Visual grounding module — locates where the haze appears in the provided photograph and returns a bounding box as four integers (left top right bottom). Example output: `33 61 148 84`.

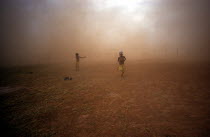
1 0 210 66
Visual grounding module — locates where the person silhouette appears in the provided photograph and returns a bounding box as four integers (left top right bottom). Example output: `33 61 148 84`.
75 53 86 71
118 51 126 77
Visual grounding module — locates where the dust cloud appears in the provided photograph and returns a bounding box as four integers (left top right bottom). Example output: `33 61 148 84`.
1 0 210 66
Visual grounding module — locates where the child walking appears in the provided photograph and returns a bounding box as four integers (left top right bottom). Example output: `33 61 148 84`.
75 53 86 71
118 51 126 77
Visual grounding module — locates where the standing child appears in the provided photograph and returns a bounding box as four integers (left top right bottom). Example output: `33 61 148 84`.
75 53 86 71
118 51 126 77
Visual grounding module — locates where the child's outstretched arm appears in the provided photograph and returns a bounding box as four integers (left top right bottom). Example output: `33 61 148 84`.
80 56 87 58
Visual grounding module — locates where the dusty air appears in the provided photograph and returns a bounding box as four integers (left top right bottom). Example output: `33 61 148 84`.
0 0 210 136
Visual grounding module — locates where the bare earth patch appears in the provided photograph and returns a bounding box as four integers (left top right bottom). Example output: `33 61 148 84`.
0 61 210 137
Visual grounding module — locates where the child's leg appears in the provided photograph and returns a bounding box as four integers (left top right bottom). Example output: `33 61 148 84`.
76 62 79 71
121 72 124 77
121 65 125 77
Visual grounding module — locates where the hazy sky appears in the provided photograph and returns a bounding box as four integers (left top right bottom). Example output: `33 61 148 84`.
1 0 210 65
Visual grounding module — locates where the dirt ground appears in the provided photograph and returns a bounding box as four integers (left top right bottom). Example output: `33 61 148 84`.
0 60 210 137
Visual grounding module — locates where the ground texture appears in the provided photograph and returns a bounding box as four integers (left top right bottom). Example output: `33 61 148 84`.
0 61 210 137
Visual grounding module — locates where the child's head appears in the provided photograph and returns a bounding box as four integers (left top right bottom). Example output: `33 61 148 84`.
75 53 79 56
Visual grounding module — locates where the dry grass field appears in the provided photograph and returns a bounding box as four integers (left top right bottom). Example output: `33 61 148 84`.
0 60 210 137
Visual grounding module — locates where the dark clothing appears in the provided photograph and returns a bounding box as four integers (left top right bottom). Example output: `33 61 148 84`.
118 56 126 65
76 55 80 62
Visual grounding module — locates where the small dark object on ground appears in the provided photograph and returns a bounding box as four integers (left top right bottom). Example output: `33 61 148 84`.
64 77 72 80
